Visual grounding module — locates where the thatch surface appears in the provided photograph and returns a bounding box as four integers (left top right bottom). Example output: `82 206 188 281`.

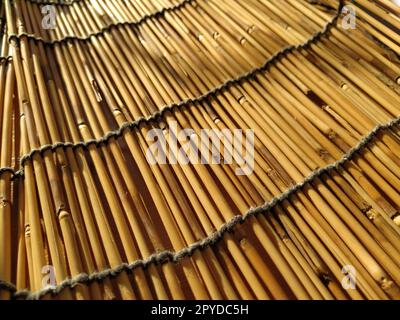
0 0 400 300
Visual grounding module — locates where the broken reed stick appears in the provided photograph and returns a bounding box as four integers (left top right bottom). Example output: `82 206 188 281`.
1 0 400 300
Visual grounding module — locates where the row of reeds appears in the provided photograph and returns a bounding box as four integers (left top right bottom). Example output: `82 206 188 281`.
0 0 400 300
4 0 335 127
